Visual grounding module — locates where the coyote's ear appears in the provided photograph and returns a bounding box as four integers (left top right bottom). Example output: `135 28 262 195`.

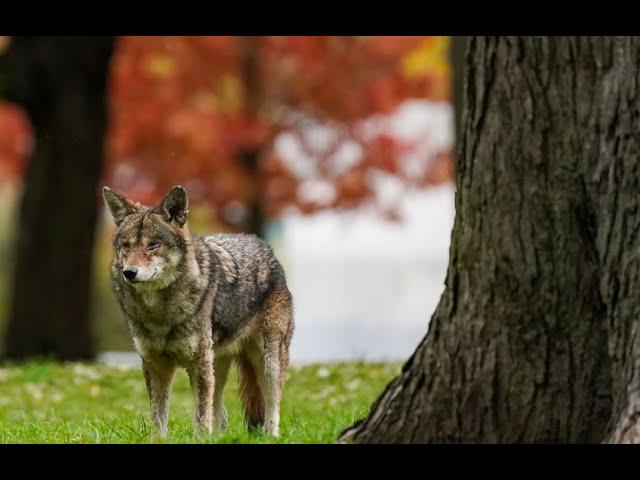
103 186 140 226
159 185 189 227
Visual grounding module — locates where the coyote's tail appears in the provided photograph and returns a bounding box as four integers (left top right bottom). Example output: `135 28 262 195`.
237 354 265 429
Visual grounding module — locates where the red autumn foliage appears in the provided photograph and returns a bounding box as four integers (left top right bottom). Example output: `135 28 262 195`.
0 36 452 227
0 101 32 183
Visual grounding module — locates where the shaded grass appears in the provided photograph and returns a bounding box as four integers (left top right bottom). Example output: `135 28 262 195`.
0 360 399 443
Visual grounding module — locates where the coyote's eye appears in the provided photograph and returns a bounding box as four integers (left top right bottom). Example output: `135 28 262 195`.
121 241 130 253
146 241 161 251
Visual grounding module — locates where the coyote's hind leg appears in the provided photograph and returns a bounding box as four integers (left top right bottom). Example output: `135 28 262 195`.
213 355 231 431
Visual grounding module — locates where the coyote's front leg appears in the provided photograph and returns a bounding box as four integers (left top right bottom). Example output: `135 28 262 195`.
142 358 175 439
187 345 214 436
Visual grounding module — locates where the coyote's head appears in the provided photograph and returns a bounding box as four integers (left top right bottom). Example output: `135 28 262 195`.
103 185 190 288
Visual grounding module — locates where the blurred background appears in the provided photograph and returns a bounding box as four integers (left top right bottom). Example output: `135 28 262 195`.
0 36 458 364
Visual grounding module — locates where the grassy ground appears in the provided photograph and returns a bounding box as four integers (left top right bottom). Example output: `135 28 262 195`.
0 360 399 444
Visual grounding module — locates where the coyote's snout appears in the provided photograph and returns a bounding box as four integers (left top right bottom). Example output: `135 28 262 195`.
103 185 294 438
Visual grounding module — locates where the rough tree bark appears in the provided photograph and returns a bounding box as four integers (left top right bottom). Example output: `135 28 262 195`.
450 36 467 150
1 37 114 361
341 36 640 443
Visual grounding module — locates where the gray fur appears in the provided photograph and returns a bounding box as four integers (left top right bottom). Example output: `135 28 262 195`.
104 185 294 438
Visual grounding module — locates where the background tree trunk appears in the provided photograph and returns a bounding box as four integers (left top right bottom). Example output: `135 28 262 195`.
1 36 114 361
239 35 265 237
339 36 640 443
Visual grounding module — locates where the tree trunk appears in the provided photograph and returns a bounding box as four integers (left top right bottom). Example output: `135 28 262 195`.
239 36 265 237
450 36 467 152
1 36 114 361
340 36 640 443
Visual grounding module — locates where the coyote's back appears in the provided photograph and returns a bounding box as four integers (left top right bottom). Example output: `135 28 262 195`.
202 233 293 349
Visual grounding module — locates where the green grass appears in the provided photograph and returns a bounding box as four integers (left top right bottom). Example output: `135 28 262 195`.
0 360 399 443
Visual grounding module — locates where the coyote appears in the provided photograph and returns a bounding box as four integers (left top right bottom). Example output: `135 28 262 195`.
103 185 294 438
